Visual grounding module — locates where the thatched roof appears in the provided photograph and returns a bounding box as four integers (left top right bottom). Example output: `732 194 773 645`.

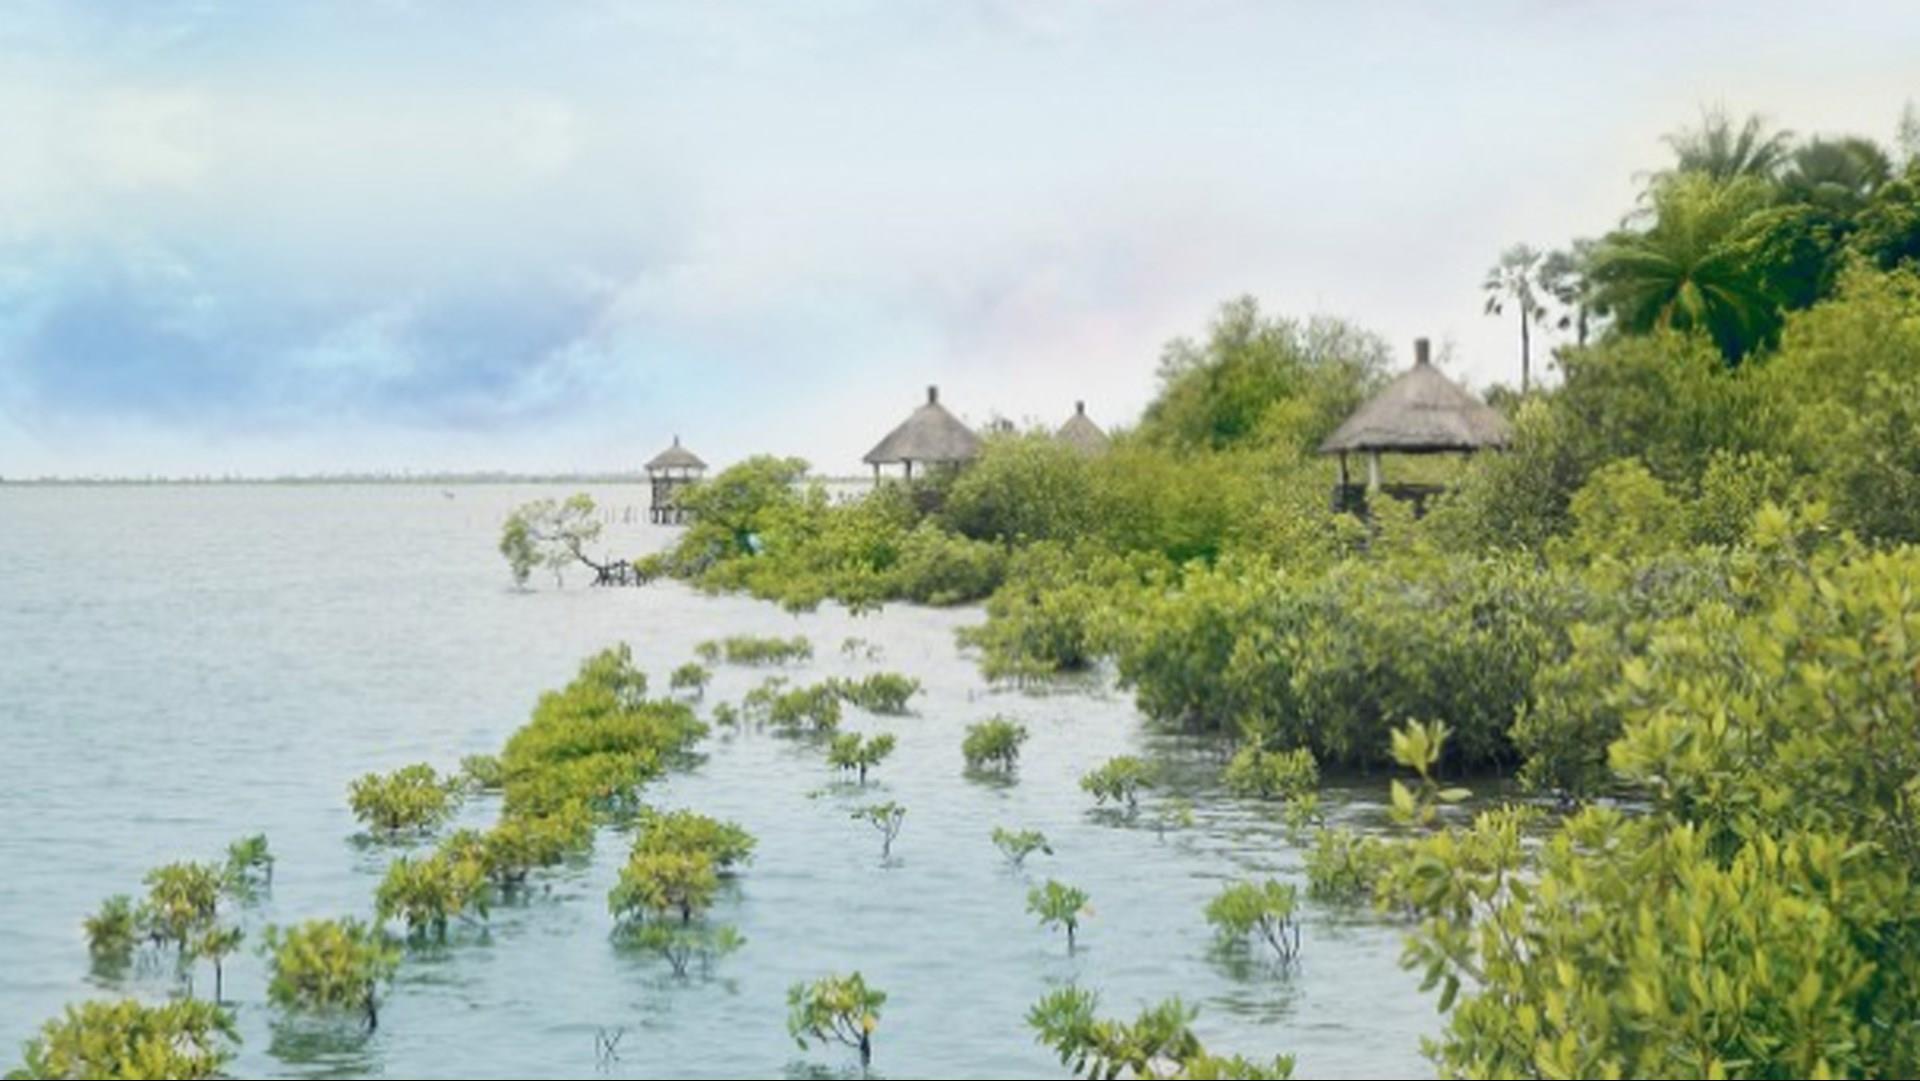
1056 401 1111 455
1320 340 1513 455
646 436 707 472
864 386 983 466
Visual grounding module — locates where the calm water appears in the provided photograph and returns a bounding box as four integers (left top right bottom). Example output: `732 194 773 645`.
0 484 1434 1079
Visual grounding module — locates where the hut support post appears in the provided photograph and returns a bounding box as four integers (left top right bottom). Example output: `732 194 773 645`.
1367 451 1383 491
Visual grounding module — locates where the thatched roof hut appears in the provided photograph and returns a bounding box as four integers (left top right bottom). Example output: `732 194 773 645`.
1319 338 1511 512
1056 401 1111 456
646 436 707 474
864 386 983 479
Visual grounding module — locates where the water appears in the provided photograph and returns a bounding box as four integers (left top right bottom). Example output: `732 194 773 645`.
0 484 1435 1079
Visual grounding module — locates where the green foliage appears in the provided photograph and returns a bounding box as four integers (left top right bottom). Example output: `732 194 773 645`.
829 672 921 714
668 662 711 698
1138 298 1387 454
787 972 886 1070
852 802 906 859
766 683 843 735
374 851 489 940
1302 827 1391 906
220 834 274 896
263 918 400 1029
961 718 1028 773
1028 988 1295 1080
498 493 605 588
459 753 505 792
827 732 897 784
1222 744 1317 801
990 827 1052 869
1205 880 1302 964
139 862 224 956
1079 756 1154 811
631 808 756 873
82 896 139 963
609 849 719 926
625 922 744 979
348 763 459 837
700 634 814 666
944 432 1100 544
6 999 238 1080
1027 879 1091 951
1551 459 1689 564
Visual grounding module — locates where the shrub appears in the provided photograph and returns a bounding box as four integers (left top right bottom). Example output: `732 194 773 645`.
827 732 897 784
630 808 756 873
1028 988 1295 1080
1027 880 1091 951
669 662 712 699
962 718 1028 774
1079 757 1154 812
140 862 224 956
374 852 489 940
264 918 400 1030
1222 744 1318 801
702 635 814 666
1205 880 1302 964
766 683 843 735
852 802 906 860
82 896 139 963
787 973 886 1070
830 672 921 714
990 827 1052 869
348 763 459 837
9 999 238 1080
609 850 719 926
221 835 274 896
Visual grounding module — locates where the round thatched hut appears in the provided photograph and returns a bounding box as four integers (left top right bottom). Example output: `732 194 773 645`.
646 436 707 524
1319 338 1512 515
863 386 983 480
1056 401 1111 456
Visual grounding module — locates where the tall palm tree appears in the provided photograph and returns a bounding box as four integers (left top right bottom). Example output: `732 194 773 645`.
1588 173 1782 363
1663 110 1793 182
1538 240 1602 347
1780 136 1893 213
1482 244 1545 392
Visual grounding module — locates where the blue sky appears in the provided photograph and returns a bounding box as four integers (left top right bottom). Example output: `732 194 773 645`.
2 1 1917 477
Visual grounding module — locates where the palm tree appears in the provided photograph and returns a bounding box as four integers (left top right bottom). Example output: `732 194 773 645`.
1780 136 1893 213
1588 173 1782 363
1662 110 1793 182
1482 244 1545 391
1537 241 1602 347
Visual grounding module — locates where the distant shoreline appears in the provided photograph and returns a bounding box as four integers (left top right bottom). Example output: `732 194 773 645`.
0 472 874 488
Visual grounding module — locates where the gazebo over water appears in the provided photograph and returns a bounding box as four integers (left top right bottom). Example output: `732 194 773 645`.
645 436 707 524
1055 401 1111 456
863 386 983 480
1319 338 1512 515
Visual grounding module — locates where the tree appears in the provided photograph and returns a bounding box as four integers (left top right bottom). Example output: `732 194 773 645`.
1079 756 1155 813
349 763 459 837
609 849 719 926
1661 109 1792 181
1781 135 1893 213
497 494 618 587
788 973 886 1072
852 802 906 860
264 918 400 1030
1483 244 1546 391
1205 880 1302 965
1538 241 1602 346
991 827 1052 869
1588 173 1784 362
1029 988 1295 1079
962 718 1029 774
1028 879 1092 952
7 999 238 1080
827 732 897 784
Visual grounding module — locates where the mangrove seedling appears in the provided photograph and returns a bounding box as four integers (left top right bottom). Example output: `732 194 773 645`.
140 862 224 957
190 924 245 1002
83 895 140 964
991 827 1053 870
828 732 898 784
830 672 921 714
221 834 275 897
348 763 459 837
787 972 886 1071
852 802 907 860
1223 744 1320 803
1028 988 1295 1079
962 718 1029 774
669 662 712 699
631 808 758 873
1153 797 1196 841
1028 879 1091 952
1206 879 1303 965
609 849 720 926
627 923 745 979
701 634 813 666
10 999 239 1080
264 917 401 1030
767 683 844 734
374 851 490 940
1079 756 1155 813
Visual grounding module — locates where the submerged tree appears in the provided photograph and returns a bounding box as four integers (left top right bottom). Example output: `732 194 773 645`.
1028 879 1092 952
787 972 886 1072
263 918 400 1031
498 494 621 588
991 827 1052 870
9 999 238 1080
852 802 907 860
1205 880 1303 966
827 732 897 784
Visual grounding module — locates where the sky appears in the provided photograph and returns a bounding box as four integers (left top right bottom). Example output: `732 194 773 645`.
1 1 1917 478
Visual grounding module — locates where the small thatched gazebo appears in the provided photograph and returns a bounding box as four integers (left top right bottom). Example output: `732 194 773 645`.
1056 401 1111 456
645 436 707 524
1319 338 1512 515
864 385 983 481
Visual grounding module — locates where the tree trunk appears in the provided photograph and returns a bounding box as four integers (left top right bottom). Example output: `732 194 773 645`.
1519 306 1532 393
